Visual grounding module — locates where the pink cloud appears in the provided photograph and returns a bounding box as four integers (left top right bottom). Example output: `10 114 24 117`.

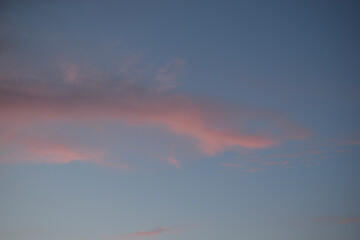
330 132 360 147
26 139 100 164
110 226 173 240
0 132 130 170
337 217 360 224
0 70 309 167
108 223 194 240
166 157 181 168
228 133 358 173
64 64 79 84
0 85 301 150
336 139 360 146
314 216 360 225
336 149 349 154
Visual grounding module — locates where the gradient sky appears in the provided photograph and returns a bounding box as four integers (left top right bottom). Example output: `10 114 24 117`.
1 1 360 240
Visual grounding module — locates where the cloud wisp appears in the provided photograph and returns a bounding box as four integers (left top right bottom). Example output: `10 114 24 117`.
109 226 173 240
221 131 360 173
315 216 360 225
0 131 130 170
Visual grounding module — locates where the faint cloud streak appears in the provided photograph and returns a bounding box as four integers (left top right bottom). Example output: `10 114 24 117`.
109 226 174 240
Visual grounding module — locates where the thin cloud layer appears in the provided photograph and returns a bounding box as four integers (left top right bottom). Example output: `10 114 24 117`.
155 57 186 91
110 226 173 240
0 131 129 170
0 65 309 167
315 216 360 225
166 157 181 168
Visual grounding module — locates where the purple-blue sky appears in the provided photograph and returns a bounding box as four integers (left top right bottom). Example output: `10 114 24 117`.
1 1 360 240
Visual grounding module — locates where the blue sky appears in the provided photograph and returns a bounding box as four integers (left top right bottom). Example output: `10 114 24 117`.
1 1 360 240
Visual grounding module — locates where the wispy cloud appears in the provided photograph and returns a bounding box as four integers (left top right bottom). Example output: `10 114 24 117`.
166 157 181 168
0 61 309 168
231 132 360 172
108 223 194 240
155 57 186 91
314 216 360 225
0 132 130 170
0 82 306 150
109 226 173 240
337 217 360 224
336 139 360 147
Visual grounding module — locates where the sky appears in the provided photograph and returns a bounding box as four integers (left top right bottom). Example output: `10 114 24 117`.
0 0 360 239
